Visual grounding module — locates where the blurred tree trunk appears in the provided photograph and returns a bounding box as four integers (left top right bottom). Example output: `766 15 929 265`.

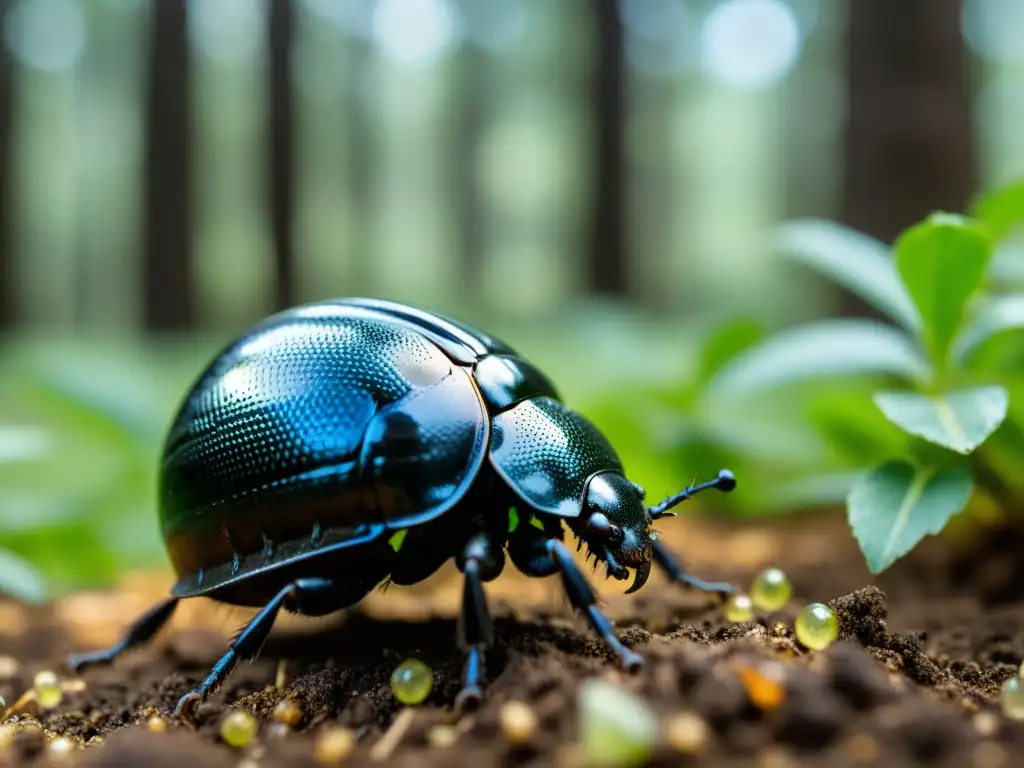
267 0 295 311
0 0 12 328
345 41 375 293
841 0 976 248
143 0 193 330
587 0 627 296
455 47 486 295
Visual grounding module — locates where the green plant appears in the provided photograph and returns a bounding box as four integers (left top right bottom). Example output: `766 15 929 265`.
578 317 857 517
706 179 1024 573
0 338 211 600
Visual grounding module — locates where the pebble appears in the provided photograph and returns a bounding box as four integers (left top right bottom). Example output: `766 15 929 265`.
426 725 458 748
971 741 1008 768
0 656 20 679
272 698 303 728
973 711 1000 738
735 662 786 711
840 732 879 764
314 726 356 764
664 711 709 755
48 737 75 761
500 701 538 746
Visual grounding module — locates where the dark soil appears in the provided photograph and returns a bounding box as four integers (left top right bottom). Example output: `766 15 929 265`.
3 513 1024 767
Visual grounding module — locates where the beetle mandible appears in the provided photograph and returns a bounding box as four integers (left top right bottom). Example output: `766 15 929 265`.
66 298 736 715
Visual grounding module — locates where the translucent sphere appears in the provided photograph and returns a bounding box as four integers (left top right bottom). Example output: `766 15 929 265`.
1001 677 1024 720
33 670 63 709
219 709 258 748
390 658 434 705
724 594 755 623
795 603 840 651
750 567 792 611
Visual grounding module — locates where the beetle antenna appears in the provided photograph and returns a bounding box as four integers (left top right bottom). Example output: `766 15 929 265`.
649 469 736 518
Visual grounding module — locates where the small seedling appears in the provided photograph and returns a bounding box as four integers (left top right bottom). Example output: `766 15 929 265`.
708 178 1024 573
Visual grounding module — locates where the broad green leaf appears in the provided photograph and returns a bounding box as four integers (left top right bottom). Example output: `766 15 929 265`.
971 181 1024 240
707 319 931 400
775 219 920 332
696 318 762 384
953 296 1024 366
872 386 1009 454
894 213 993 361
848 459 973 573
0 547 48 603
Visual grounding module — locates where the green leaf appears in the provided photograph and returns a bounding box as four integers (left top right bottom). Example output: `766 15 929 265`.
894 213 994 361
848 459 973 573
953 296 1024 366
0 547 48 603
775 219 920 332
970 181 1024 240
707 319 931 400
696 318 762 384
872 386 1009 454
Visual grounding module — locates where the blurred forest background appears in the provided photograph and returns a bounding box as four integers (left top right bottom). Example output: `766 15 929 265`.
0 0 1022 599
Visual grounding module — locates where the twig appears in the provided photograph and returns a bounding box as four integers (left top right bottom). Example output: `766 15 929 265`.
369 708 416 762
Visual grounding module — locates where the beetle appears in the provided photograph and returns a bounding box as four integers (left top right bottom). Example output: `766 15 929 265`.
66 298 736 715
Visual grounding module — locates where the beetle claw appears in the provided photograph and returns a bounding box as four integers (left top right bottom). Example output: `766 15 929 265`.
454 685 484 715
173 691 204 721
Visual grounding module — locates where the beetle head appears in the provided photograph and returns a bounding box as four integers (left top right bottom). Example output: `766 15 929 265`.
582 469 737 595
583 472 653 594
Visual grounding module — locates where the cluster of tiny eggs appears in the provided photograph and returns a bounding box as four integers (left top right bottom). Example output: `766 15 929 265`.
724 567 840 651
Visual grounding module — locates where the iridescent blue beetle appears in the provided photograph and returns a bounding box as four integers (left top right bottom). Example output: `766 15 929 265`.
67 298 735 715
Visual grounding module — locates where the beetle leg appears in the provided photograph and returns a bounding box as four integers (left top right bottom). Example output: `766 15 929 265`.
546 539 643 671
66 597 180 672
651 538 734 594
173 577 333 718
507 528 559 577
454 533 502 713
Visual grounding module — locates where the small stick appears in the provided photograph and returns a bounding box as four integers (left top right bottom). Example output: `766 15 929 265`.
3 689 36 718
275 660 287 690
368 708 415 762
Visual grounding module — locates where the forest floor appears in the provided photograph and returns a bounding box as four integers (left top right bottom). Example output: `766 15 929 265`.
2 512 1024 767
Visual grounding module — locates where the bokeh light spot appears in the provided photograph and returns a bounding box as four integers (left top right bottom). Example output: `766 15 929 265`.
699 0 801 89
